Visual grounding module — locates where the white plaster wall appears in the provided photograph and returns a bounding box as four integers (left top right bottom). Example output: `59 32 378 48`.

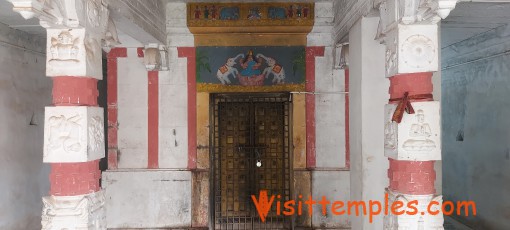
308 1 351 228
348 16 390 230
0 24 51 229
441 24 510 230
104 3 193 228
311 171 351 228
159 2 193 169
310 0 348 169
117 48 149 168
102 170 192 228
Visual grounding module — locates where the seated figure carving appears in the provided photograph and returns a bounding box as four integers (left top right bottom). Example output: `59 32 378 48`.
403 109 436 151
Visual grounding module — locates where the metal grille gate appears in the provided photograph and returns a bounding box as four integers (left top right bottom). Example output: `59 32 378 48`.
210 93 292 230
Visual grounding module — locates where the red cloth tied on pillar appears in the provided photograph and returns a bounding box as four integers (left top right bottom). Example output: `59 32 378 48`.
390 92 433 123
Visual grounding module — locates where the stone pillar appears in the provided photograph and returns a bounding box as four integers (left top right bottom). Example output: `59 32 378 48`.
376 0 458 229
8 0 111 229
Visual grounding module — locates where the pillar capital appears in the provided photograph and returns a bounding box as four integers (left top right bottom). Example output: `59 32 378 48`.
7 0 116 79
375 0 459 77
8 0 108 30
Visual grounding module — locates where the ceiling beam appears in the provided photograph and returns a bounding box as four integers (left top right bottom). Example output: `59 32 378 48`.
333 0 375 44
107 0 167 44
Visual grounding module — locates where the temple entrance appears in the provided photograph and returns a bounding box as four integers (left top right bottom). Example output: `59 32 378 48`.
210 93 292 229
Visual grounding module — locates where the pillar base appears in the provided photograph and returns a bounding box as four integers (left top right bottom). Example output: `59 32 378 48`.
42 190 106 230
384 189 444 230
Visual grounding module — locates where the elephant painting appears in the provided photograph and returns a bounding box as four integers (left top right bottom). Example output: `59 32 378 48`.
268 7 286 19
220 7 239 20
216 53 244 84
196 46 305 86
256 53 286 84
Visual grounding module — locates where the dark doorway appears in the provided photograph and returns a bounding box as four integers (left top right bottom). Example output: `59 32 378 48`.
210 93 292 230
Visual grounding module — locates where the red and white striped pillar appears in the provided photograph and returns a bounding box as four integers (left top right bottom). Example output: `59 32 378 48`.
383 73 443 229
375 1 459 229
6 0 111 228
43 76 106 229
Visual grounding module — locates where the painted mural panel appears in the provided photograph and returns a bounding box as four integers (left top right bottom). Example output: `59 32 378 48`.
196 46 305 92
187 3 314 27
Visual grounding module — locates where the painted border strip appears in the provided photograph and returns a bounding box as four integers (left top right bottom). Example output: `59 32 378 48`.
177 47 197 170
106 48 127 170
345 69 350 169
305 46 324 169
148 70 159 169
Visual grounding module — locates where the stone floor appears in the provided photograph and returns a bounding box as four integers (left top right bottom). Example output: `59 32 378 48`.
444 216 473 230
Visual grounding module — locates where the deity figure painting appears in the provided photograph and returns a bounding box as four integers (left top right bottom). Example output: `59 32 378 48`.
238 50 265 85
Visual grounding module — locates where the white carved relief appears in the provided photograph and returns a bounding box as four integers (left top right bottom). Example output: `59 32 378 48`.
44 106 105 163
384 101 441 161
46 28 103 79
9 0 108 29
402 109 436 152
47 114 83 154
49 30 80 62
376 0 456 77
87 0 101 27
381 24 438 77
42 191 106 230
88 116 104 152
401 34 436 70
385 37 398 76
102 16 120 53
384 119 398 150
384 189 444 230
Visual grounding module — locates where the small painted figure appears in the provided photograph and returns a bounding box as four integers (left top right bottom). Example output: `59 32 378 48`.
287 5 294 18
303 6 309 18
296 5 302 18
211 5 217 19
194 6 201 19
247 7 261 20
204 6 209 19
240 50 262 77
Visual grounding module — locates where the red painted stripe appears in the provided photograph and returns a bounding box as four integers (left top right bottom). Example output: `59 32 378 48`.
148 71 159 169
344 69 350 169
108 47 127 59
49 160 101 196
52 77 98 106
387 72 436 195
137 47 145 57
388 159 436 195
389 72 434 100
178 47 197 170
106 47 126 169
305 46 324 169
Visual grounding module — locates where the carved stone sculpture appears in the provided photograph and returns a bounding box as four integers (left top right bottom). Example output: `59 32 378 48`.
44 106 105 162
42 191 106 230
376 0 458 77
384 189 444 230
49 30 80 62
384 101 441 161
